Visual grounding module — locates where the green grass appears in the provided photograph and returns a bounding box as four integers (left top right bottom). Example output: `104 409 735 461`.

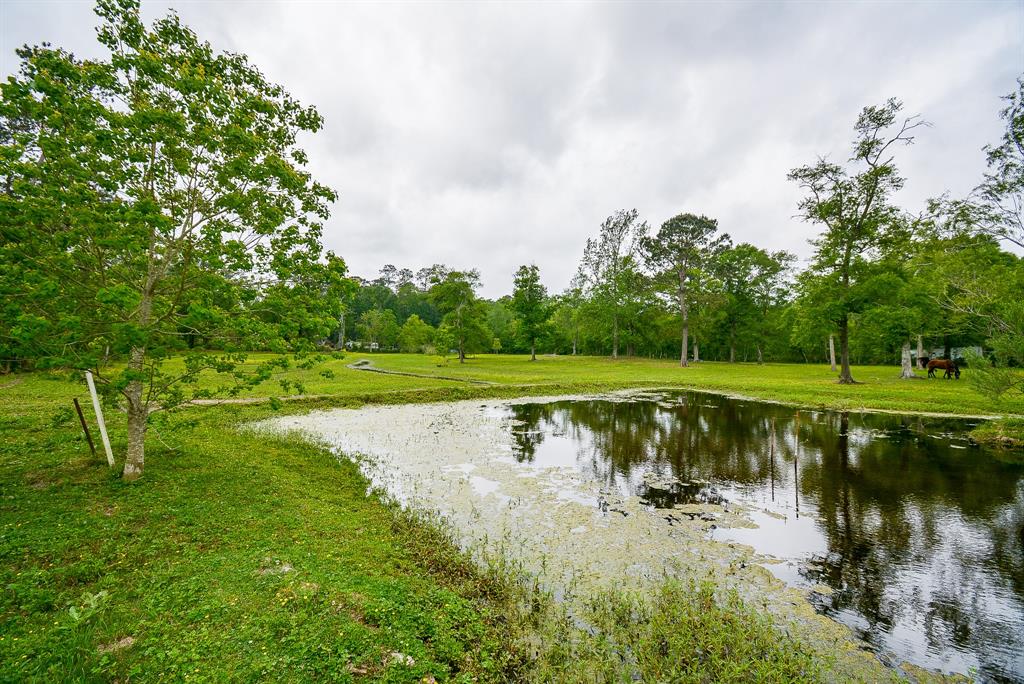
534 580 824 683
970 417 1024 449
233 352 1024 417
0 394 536 681
5 353 1015 681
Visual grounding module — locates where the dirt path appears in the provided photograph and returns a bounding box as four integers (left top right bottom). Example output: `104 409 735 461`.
183 359 499 406
186 394 336 406
187 379 1015 420
346 359 497 385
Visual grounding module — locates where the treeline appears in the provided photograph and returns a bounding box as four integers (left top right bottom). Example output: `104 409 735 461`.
340 88 1023 381
342 225 1002 367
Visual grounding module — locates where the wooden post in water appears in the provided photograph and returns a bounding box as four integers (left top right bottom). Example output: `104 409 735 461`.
794 411 800 517
769 417 776 502
85 371 115 468
72 398 97 458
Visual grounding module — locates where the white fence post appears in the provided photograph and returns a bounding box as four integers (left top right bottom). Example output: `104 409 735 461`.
85 371 115 468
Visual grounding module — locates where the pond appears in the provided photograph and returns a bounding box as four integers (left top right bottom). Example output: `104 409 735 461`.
260 391 1024 682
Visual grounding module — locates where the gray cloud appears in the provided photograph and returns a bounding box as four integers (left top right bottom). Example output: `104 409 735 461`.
3 0 1021 297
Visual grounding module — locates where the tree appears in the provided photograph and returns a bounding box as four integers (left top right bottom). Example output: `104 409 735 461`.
579 209 649 358
485 299 516 353
715 244 794 364
428 270 489 363
552 272 586 355
789 272 839 365
685 268 725 363
511 264 549 361
433 324 456 361
877 223 963 378
915 81 1024 389
852 264 929 379
416 264 451 291
641 213 727 366
357 309 399 350
0 0 341 479
788 99 927 383
394 280 440 326
976 78 1024 249
924 234 1024 397
398 313 434 353
749 250 795 364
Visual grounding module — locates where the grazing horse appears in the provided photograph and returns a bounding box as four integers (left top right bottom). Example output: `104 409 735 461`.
927 358 960 379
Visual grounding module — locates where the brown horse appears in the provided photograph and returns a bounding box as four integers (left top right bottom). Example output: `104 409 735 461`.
926 358 960 379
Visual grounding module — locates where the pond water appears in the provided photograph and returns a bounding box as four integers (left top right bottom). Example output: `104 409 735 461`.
506 392 1024 682
260 390 1024 682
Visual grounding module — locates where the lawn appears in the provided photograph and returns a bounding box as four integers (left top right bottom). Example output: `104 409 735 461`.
3 352 1016 681
0 379 534 682
212 352 1024 417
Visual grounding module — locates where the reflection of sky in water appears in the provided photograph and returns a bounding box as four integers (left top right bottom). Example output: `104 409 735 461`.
504 393 1024 683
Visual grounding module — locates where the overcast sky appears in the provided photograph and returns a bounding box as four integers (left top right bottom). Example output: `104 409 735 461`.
2 1 1022 297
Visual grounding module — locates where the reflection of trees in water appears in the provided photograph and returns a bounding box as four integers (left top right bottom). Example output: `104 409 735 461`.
510 395 796 487
798 414 903 639
509 403 550 462
798 413 1024 679
507 395 1024 681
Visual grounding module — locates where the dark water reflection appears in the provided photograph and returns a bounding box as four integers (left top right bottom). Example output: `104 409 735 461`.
505 392 1024 682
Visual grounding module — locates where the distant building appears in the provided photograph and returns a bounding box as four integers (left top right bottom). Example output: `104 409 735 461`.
910 346 983 361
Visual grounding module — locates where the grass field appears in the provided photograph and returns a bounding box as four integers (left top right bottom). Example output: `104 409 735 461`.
2 353 1018 681
362 353 1024 417
157 351 1024 417
1 387 536 681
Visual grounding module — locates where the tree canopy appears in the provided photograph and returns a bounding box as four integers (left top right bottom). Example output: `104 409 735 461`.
511 264 549 361
788 99 928 383
642 213 728 366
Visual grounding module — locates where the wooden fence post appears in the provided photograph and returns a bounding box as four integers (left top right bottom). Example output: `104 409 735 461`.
72 398 97 458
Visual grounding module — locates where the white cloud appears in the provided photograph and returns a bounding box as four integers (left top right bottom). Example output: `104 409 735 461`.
3 0 1021 296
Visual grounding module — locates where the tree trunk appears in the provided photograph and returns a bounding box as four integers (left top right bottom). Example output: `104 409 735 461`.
916 334 924 368
612 315 619 358
530 340 536 361
837 315 855 383
458 334 465 363
828 334 837 372
693 340 700 363
572 328 577 356
943 334 951 360
836 241 856 384
680 318 689 367
122 346 147 481
899 341 916 379
679 272 689 367
123 264 156 480
756 345 763 365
